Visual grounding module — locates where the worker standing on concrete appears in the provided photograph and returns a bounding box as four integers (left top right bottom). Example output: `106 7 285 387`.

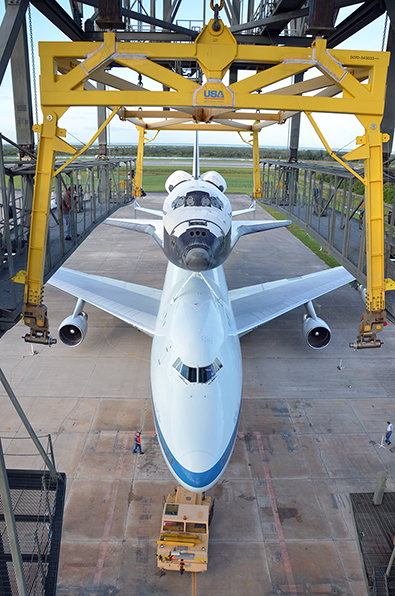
133 431 144 454
386 421 393 445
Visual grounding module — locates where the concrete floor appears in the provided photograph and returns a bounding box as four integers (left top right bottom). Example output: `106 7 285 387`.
1 193 395 596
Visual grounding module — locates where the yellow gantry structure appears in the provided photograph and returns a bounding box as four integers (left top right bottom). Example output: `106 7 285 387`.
23 17 390 347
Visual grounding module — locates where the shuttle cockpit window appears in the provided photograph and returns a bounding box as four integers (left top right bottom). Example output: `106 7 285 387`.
173 357 223 384
172 191 223 211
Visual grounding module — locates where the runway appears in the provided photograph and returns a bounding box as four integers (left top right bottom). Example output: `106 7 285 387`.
1 193 395 595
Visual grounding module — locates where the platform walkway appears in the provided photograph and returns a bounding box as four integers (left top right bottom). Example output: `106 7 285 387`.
1 194 395 595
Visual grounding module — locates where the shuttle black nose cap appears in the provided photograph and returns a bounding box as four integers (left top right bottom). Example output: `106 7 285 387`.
184 247 211 271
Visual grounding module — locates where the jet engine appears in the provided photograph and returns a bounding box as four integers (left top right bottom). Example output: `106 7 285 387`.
302 301 331 349
58 298 88 347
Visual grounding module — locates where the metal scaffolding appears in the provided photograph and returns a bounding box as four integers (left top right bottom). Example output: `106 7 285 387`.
0 369 65 596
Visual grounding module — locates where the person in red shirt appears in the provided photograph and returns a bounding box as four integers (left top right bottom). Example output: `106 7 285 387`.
133 431 144 454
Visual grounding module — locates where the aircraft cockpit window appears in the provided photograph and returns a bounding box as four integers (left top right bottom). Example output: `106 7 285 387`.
172 196 186 209
171 191 223 210
173 357 223 384
213 358 223 373
181 364 197 383
210 196 223 210
173 357 182 372
199 365 215 383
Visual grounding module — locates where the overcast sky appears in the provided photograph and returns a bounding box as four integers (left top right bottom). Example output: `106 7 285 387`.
0 2 389 150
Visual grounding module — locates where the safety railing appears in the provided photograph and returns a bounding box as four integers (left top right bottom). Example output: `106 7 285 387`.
0 147 135 335
260 159 395 287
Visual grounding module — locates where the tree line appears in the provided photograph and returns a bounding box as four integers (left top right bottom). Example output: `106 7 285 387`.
3 142 341 162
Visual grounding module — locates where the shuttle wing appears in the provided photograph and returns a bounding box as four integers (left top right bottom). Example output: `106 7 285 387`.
231 219 291 248
105 218 163 248
229 266 354 336
47 267 161 336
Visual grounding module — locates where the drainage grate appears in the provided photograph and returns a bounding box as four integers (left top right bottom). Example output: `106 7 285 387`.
0 470 66 595
373 565 395 596
351 492 395 587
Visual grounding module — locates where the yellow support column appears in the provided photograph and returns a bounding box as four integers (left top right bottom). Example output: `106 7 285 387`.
252 130 261 200
22 109 75 344
133 127 145 198
345 117 389 348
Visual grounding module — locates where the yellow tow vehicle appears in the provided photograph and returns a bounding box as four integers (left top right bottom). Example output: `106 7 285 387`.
157 486 214 574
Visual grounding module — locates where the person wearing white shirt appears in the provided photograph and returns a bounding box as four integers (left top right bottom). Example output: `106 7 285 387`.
386 421 393 445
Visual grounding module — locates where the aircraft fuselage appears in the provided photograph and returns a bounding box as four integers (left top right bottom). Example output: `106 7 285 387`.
151 262 242 492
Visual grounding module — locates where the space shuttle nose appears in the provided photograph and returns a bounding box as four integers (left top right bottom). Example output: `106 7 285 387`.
163 220 231 272
184 247 211 271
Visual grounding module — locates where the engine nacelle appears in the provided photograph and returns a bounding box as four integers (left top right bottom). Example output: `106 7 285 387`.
58 312 88 347
302 315 331 349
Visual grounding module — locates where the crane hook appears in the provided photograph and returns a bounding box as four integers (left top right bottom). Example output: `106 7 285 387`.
210 0 224 32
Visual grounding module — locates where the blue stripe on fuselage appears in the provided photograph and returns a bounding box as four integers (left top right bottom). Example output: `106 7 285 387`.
153 406 240 490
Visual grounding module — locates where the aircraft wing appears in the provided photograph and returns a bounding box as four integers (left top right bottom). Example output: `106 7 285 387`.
231 219 291 248
229 266 354 336
105 218 163 248
47 267 161 337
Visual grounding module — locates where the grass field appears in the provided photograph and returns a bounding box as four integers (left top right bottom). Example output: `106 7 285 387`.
141 166 254 194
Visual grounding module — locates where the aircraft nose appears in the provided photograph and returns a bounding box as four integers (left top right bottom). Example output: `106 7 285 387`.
184 247 211 271
181 450 216 472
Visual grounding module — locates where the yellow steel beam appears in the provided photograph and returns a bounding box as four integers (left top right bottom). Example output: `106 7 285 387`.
305 112 366 184
38 30 388 116
121 109 284 121
133 122 258 132
53 106 121 177
115 58 197 93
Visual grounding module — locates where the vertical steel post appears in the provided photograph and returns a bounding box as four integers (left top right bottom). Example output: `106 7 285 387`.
10 15 34 156
97 82 107 157
90 167 96 224
0 135 16 308
56 174 64 254
252 130 261 201
0 438 28 596
134 127 145 198
373 470 387 505
288 73 303 162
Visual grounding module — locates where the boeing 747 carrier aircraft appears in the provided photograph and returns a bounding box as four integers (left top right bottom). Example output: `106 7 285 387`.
48 149 353 492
